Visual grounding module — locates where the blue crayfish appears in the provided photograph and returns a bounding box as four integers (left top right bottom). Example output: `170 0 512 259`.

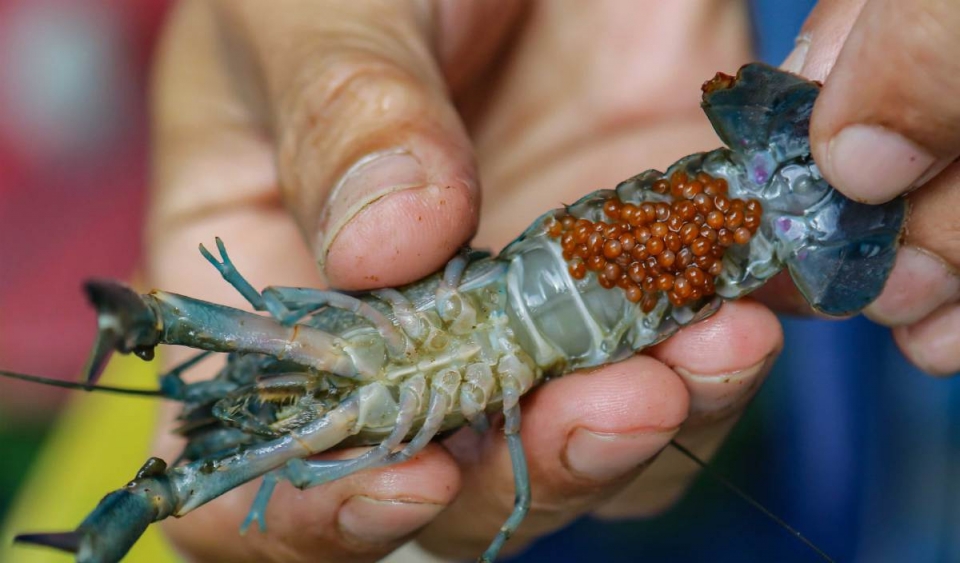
4 63 905 563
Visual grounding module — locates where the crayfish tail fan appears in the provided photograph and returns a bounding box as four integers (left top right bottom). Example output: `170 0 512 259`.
82 280 162 384
701 63 908 316
701 62 819 167
786 196 906 316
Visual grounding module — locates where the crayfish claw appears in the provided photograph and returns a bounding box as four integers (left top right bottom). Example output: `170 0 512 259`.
14 488 160 563
81 280 161 384
15 531 82 553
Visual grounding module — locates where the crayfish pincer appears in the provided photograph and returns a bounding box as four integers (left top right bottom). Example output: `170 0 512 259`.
7 63 905 563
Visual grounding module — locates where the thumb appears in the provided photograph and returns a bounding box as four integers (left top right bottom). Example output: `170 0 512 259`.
219 1 484 289
801 0 960 203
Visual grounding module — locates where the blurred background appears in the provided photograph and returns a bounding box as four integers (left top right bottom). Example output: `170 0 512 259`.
0 0 164 516
0 1 957 562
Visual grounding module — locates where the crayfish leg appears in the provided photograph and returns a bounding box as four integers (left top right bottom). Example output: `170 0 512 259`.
261 286 410 356
239 369 455 528
240 472 280 535
238 375 428 534
435 252 480 334
479 386 530 563
701 62 819 166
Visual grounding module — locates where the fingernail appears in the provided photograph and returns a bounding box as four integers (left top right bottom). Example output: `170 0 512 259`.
563 427 678 482
674 357 769 416
865 246 960 326
823 125 936 203
316 150 426 267
780 36 809 74
896 305 960 376
338 496 445 545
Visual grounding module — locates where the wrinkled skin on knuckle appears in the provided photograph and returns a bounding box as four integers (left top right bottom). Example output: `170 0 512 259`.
274 56 438 214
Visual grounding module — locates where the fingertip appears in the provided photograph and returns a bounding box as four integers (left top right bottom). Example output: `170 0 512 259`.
778 0 864 81
323 180 478 289
340 444 463 505
523 356 690 486
529 356 691 437
815 124 936 204
591 305 780 522
779 36 809 75
337 496 445 548
649 300 783 375
324 445 462 556
417 356 691 559
807 0 960 203
319 136 479 289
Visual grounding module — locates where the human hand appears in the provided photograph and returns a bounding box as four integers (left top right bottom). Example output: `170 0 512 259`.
147 1 782 561
779 0 960 375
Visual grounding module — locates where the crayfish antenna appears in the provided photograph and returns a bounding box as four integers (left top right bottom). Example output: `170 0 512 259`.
81 280 161 384
0 368 164 396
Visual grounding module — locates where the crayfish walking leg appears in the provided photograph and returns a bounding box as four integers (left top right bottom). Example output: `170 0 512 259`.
480 385 531 563
201 238 409 356
238 374 427 533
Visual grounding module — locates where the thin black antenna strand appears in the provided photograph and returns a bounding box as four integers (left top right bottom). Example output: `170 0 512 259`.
669 440 836 563
0 369 164 397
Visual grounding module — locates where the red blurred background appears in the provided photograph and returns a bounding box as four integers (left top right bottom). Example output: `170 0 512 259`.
0 0 169 419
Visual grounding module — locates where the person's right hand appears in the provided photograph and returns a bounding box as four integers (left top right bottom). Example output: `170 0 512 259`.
776 0 960 375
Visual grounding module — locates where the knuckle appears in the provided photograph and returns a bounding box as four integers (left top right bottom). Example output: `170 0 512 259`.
278 50 431 147
907 164 960 266
274 51 434 199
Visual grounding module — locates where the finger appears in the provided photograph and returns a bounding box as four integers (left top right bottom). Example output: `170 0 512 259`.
595 299 782 517
150 4 464 562
780 0 866 80
163 445 460 563
213 0 517 289
868 161 960 375
417 355 690 560
808 0 960 203
149 0 299 298
415 302 780 559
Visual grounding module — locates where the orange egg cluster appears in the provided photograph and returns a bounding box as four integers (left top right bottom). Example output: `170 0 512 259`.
547 170 763 313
